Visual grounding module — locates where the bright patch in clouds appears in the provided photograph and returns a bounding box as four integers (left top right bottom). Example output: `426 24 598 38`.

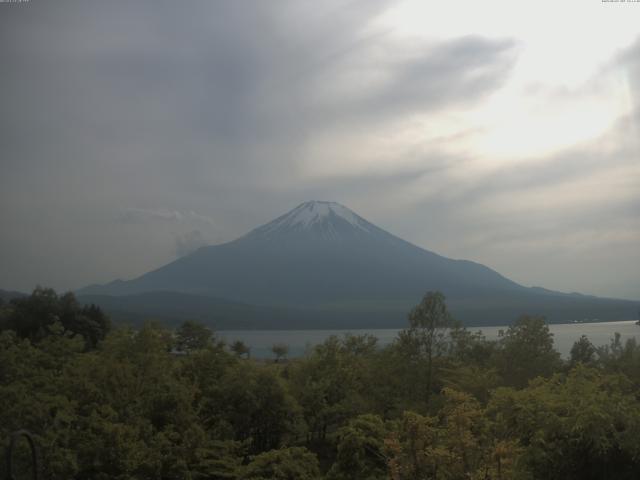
376 0 639 161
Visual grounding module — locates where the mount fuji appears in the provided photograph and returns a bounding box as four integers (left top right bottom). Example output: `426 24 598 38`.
78 201 637 328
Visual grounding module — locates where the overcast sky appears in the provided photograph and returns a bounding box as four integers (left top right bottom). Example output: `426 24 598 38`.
1 0 639 300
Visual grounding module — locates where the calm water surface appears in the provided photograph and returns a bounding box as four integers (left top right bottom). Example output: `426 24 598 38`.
219 320 639 359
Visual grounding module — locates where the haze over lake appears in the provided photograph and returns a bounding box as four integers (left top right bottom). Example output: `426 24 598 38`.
219 320 640 359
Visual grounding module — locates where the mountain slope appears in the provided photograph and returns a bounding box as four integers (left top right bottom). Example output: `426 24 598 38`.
80 201 524 303
79 201 638 327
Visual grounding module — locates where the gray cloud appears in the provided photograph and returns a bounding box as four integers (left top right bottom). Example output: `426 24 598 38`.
388 108 640 299
175 230 208 258
117 208 216 226
622 39 640 137
337 36 517 123
0 0 637 300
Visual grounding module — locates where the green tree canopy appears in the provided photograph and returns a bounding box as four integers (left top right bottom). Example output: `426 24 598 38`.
238 447 321 480
489 366 640 479
396 291 458 401
570 334 597 367
175 320 214 352
1 287 110 349
327 414 388 480
496 315 561 388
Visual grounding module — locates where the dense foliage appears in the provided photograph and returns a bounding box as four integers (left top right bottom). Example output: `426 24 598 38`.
2 289 640 479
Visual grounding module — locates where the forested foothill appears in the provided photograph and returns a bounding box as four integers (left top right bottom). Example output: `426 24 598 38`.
2 288 640 479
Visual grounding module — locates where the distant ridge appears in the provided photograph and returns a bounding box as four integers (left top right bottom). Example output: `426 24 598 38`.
0 289 27 302
78 201 638 328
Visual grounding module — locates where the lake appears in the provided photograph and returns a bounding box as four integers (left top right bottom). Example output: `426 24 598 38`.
218 320 640 359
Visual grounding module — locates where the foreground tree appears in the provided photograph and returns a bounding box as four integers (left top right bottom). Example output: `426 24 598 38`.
0 287 110 349
489 366 640 479
8 284 640 479
230 340 251 358
175 320 214 352
386 388 522 480
238 447 321 480
396 291 458 402
327 414 388 480
495 315 561 388
272 343 289 362
569 334 597 367
596 334 640 386
288 335 378 444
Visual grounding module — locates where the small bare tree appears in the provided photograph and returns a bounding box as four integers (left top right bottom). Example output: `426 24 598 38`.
272 343 289 363
230 339 250 359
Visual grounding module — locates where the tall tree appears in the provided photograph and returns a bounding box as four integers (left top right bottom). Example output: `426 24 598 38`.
397 291 458 402
496 315 561 388
570 334 597 367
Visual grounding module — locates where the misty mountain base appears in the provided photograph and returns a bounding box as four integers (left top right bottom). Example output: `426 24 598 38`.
3 290 640 479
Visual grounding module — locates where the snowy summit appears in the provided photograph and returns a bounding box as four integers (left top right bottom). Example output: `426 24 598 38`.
245 201 374 240
275 201 369 230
